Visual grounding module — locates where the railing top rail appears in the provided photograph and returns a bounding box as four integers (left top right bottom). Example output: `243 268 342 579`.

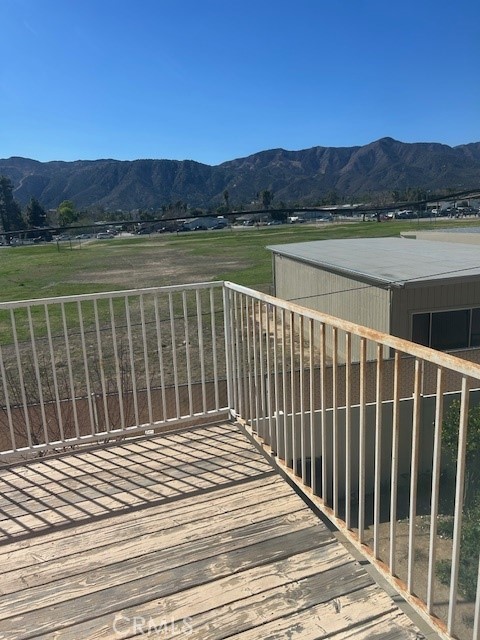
225 281 480 381
0 281 224 310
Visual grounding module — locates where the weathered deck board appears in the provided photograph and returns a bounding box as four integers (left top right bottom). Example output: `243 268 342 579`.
0 427 264 503
0 425 273 540
0 424 249 489
0 475 283 573
228 589 418 640
0 505 316 609
0 444 266 506
0 450 271 522
0 423 435 639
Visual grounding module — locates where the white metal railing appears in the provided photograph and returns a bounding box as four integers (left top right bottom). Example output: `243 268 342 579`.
2 279 480 638
0 282 227 456
224 281 480 640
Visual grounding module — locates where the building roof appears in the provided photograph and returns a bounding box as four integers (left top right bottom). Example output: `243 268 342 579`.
268 237 480 288
401 228 480 247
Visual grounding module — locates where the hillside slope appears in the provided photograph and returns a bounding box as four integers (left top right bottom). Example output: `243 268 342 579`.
1 137 479 210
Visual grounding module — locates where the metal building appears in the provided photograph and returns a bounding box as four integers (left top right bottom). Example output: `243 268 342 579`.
268 237 480 358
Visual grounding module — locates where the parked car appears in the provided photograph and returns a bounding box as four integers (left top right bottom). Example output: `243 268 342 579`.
96 232 113 239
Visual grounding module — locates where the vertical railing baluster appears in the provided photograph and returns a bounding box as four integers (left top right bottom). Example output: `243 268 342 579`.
265 304 273 447
240 295 249 423
373 343 383 558
258 300 266 440
309 318 316 494
299 316 306 482
320 322 327 502
27 307 49 445
196 289 207 415
10 309 32 449
232 291 241 419
44 303 65 443
168 292 180 420
77 301 96 436
407 358 422 593
389 350 401 574
109 298 125 431
448 375 470 636
209 288 220 412
182 291 193 417
222 287 234 418
358 337 367 542
332 326 339 515
93 299 110 432
233 291 243 419
61 303 80 441
246 297 255 425
139 294 153 425
290 311 296 473
125 296 139 427
345 332 352 529
427 367 444 613
153 295 168 422
0 343 16 451
273 305 280 454
250 296 259 432
232 291 240 417
242 294 251 424
281 308 288 463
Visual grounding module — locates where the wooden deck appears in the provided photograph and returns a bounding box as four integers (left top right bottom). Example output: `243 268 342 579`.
0 422 434 639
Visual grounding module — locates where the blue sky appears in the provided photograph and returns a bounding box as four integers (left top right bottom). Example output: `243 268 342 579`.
1 0 479 164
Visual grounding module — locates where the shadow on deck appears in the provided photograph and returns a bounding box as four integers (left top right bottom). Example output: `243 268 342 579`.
0 423 435 639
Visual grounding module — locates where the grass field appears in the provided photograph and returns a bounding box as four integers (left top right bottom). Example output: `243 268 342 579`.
1 218 480 303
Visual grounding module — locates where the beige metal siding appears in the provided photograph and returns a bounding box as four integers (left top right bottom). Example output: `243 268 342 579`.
391 280 480 341
274 255 390 359
402 231 480 246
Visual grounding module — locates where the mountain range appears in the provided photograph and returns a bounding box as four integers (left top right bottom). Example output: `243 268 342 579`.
1 137 479 211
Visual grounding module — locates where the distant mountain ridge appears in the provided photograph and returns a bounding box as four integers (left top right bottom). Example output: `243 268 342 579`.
1 137 479 210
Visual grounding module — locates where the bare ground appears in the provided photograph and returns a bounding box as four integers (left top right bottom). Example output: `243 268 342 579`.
364 515 475 640
69 245 246 288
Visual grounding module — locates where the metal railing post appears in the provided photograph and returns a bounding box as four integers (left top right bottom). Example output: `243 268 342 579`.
223 284 235 418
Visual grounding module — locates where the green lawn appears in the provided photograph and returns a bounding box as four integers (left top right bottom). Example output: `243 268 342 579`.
162 218 480 289
1 218 479 303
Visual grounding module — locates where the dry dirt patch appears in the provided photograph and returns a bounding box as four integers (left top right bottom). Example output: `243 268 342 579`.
69 246 245 288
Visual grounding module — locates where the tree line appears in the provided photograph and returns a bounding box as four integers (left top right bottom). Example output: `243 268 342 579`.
0 175 79 241
2 171 473 238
